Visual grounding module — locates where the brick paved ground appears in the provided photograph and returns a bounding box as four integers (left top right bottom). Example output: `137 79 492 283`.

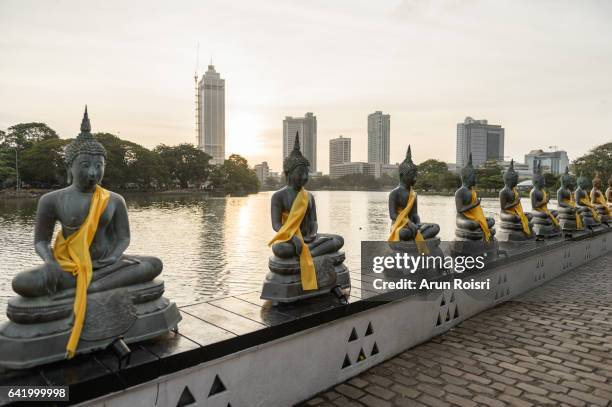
301 254 612 407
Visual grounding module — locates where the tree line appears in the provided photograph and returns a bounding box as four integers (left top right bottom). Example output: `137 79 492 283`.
0 122 259 195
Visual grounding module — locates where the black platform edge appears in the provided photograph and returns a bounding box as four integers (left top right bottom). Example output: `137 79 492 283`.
1 226 609 406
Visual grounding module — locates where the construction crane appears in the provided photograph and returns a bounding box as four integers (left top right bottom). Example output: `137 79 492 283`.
195 42 200 147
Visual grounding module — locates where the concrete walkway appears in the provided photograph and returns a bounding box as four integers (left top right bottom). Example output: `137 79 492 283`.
301 254 612 407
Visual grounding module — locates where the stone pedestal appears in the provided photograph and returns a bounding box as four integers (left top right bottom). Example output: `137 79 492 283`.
496 213 535 242
531 212 561 238
261 252 350 304
578 207 601 228
0 279 180 369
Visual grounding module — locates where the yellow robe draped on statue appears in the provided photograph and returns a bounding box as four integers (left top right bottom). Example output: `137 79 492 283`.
534 190 560 227
579 196 601 222
505 188 531 236
53 185 110 359
562 193 584 230
387 190 429 254
268 188 317 291
593 193 611 216
463 188 491 242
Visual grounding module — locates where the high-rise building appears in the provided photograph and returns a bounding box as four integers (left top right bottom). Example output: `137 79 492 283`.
254 161 270 185
283 113 317 172
456 117 504 169
196 64 225 164
329 136 351 173
524 149 569 175
368 111 390 164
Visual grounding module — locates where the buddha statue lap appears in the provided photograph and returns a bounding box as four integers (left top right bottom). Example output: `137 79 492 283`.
529 160 561 238
386 146 443 275
575 173 602 228
0 108 180 369
556 167 583 233
452 154 498 257
497 160 534 241
261 134 349 304
590 172 610 224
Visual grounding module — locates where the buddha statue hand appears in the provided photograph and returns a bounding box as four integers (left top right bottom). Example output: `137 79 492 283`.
291 235 303 257
43 261 64 296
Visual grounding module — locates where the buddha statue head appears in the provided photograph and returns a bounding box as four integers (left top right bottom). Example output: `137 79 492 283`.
283 132 309 189
532 160 545 189
560 166 572 189
398 145 417 187
503 159 518 188
593 172 602 190
64 106 107 191
460 153 476 188
577 172 589 190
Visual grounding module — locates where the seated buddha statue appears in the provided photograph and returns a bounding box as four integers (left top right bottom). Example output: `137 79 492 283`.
556 167 583 233
1 108 178 368
590 172 610 224
262 134 349 303
452 154 497 256
607 175 612 210
575 173 602 228
388 146 440 253
497 160 534 241
529 160 561 238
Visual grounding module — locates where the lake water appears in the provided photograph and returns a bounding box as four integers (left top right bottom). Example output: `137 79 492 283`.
0 191 542 317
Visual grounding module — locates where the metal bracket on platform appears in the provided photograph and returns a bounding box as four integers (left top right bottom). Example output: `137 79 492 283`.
109 337 131 370
331 285 348 305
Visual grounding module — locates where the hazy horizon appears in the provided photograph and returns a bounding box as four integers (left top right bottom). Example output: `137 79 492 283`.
1 0 611 173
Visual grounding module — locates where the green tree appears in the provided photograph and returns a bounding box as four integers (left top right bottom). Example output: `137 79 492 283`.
573 142 612 182
0 148 16 188
476 161 504 191
211 154 259 194
155 143 211 188
20 138 71 187
416 159 459 191
0 123 59 150
96 133 170 190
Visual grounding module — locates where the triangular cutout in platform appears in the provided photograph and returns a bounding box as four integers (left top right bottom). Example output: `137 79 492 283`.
445 308 451 321
342 354 351 369
358 348 367 362
209 375 227 397
365 322 374 336
177 386 196 407
371 342 379 356
436 313 442 326
440 296 446 306
453 306 460 319
349 327 358 342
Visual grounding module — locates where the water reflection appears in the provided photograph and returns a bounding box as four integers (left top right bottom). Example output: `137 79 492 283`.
0 191 555 318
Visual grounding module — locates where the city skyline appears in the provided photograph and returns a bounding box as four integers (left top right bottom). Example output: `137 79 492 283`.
1 1 611 172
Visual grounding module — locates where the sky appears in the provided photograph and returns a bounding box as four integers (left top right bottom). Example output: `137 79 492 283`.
1 0 611 174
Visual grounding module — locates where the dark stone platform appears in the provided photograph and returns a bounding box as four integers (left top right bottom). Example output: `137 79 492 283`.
1 228 610 406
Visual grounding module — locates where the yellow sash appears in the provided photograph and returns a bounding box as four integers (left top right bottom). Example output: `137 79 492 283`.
534 190 559 227
463 188 491 242
53 186 110 359
579 196 601 222
562 194 584 230
505 188 531 235
387 190 429 254
268 188 317 291
593 192 611 216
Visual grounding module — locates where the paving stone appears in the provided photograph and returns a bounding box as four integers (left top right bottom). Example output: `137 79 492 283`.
304 254 612 407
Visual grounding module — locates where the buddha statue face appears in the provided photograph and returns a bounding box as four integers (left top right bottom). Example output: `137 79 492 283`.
560 172 572 189
461 167 476 188
70 153 106 192
577 174 589 190
504 171 518 188
287 164 309 189
593 173 602 190
533 173 545 189
399 169 416 188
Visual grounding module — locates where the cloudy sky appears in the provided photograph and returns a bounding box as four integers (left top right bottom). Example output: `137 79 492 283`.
1 0 611 173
